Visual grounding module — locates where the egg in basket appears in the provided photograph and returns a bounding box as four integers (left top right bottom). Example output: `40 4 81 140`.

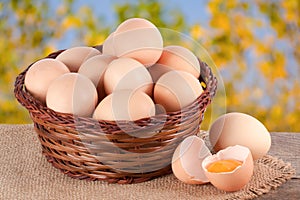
14 18 217 183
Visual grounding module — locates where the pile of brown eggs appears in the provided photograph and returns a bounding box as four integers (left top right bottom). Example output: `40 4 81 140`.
24 18 272 192
24 18 203 121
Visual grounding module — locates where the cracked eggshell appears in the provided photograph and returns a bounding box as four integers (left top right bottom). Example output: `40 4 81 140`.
56 46 101 72
172 136 212 184
202 145 254 192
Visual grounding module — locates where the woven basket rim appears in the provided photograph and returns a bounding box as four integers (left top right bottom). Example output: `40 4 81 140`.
14 45 218 126
13 45 218 183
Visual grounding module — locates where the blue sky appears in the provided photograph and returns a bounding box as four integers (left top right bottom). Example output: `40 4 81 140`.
50 0 212 52
75 0 209 25
51 0 210 27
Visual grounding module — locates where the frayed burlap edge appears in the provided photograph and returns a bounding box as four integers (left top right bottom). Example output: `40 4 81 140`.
226 155 296 200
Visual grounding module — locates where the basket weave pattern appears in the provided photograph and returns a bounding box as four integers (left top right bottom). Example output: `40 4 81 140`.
14 46 217 184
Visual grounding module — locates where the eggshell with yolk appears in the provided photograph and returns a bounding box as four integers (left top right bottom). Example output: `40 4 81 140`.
202 145 254 192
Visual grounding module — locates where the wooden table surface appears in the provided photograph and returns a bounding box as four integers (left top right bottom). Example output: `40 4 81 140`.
256 132 299 199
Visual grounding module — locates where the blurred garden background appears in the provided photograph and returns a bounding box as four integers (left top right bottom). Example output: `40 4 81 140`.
0 0 299 131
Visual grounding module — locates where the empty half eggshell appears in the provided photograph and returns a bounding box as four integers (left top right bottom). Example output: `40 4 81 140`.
113 18 163 66
24 58 70 104
157 45 200 78
56 46 101 72
202 145 254 192
172 136 212 184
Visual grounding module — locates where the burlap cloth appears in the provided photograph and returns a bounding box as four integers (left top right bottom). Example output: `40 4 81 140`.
0 124 295 200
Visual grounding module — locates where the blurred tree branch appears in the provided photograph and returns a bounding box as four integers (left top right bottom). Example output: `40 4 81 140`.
0 0 299 131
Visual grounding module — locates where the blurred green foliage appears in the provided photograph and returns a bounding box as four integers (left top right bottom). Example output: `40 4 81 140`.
0 0 299 131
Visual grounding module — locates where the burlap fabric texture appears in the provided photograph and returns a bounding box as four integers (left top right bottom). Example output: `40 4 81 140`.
0 124 295 200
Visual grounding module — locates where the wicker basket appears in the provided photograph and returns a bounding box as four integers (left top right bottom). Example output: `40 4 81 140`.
14 46 217 184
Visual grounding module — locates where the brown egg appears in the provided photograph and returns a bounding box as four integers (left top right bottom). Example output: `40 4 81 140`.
147 63 173 83
78 55 116 101
93 90 155 121
209 112 271 160
56 46 101 72
102 32 115 56
104 57 153 96
172 136 212 184
154 70 203 112
113 18 163 66
157 45 200 78
202 145 254 192
46 73 98 117
24 58 70 104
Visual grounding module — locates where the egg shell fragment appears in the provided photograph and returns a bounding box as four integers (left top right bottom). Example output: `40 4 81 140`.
202 145 254 192
56 46 101 72
172 136 212 184
209 112 271 160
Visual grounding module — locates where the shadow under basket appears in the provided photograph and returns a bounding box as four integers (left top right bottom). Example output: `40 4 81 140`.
14 46 218 184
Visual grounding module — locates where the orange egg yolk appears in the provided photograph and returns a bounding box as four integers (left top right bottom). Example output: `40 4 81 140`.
207 159 243 173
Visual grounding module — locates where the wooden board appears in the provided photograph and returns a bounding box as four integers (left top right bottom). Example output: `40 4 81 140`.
256 132 299 199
